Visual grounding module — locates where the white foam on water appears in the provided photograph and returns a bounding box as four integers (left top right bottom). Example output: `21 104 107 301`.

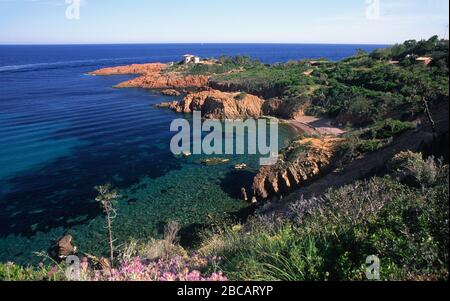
0 56 154 72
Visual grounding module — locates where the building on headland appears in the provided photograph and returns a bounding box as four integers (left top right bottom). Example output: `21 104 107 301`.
184 54 201 64
308 60 322 67
308 60 330 67
416 56 433 66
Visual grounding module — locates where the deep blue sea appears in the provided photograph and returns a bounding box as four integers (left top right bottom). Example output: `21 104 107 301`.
0 44 387 264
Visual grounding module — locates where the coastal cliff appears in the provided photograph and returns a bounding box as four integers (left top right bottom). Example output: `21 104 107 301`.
157 89 264 119
209 79 285 99
252 136 344 199
261 98 309 120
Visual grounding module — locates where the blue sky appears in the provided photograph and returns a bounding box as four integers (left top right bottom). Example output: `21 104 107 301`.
0 0 448 44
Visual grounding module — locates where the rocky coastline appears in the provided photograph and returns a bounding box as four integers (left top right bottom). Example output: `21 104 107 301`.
89 63 209 90
90 59 344 200
89 62 310 120
89 61 349 202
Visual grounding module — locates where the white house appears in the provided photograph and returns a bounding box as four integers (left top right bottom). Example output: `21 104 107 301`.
416 56 433 66
184 54 201 64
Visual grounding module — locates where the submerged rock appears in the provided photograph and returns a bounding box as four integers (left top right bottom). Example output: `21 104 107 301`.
234 163 248 170
154 101 179 110
200 158 230 165
161 89 182 96
182 151 192 158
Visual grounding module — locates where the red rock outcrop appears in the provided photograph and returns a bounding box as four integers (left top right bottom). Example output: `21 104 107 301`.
116 72 209 90
262 98 309 119
89 63 209 90
90 63 166 76
252 137 344 199
160 90 264 119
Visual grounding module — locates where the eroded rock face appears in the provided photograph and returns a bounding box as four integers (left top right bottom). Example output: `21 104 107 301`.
117 73 209 90
252 137 344 199
209 80 285 99
89 63 209 90
262 98 309 119
160 90 264 119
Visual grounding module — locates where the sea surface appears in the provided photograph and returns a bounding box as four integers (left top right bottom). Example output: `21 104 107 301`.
0 44 387 264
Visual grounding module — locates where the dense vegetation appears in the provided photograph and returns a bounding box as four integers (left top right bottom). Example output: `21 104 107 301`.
165 55 261 75
212 61 318 98
370 35 449 68
199 153 449 281
212 36 449 127
337 119 416 162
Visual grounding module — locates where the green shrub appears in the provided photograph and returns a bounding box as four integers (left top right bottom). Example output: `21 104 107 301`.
200 155 449 281
390 151 449 188
356 139 382 154
363 119 415 139
0 262 66 281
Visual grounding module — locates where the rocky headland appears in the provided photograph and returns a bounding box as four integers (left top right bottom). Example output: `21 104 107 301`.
157 90 264 119
89 62 312 122
89 59 350 202
89 63 209 90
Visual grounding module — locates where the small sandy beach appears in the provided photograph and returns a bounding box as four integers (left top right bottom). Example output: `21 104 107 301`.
289 116 347 136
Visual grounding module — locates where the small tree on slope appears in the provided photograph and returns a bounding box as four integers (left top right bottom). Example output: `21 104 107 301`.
95 184 120 266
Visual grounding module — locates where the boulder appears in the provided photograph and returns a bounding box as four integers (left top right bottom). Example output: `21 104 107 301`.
161 89 181 96
53 235 77 259
241 187 248 201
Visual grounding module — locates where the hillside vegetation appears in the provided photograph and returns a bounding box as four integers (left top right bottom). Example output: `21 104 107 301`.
211 36 449 127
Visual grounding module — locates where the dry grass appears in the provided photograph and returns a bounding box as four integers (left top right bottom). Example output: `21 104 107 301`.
120 221 187 261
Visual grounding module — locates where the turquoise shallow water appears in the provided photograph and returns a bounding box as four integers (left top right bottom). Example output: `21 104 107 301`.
0 106 295 263
0 44 385 264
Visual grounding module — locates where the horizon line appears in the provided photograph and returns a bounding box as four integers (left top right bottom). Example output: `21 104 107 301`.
0 42 394 46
